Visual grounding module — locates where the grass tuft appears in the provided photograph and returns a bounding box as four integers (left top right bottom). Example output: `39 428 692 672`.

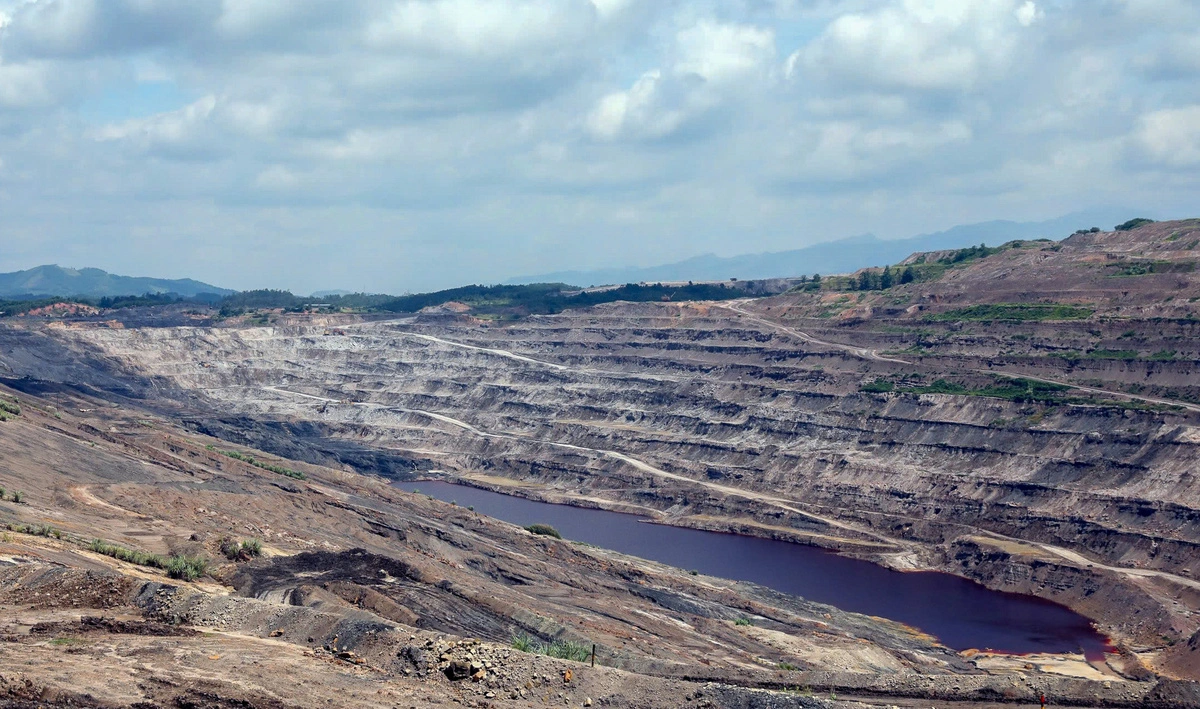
510 633 593 663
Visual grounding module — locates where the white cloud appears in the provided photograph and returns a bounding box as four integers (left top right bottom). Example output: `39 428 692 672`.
91 94 218 157
1133 105 1200 167
0 0 1195 294
588 70 697 141
365 0 597 57
797 0 1040 92
587 19 774 141
0 61 58 107
674 20 775 84
1014 1 1041 27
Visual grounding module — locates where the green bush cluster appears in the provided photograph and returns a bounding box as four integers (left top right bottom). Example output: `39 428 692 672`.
220 536 263 560
217 449 306 480
861 376 1071 405
6 522 62 539
1 489 25 503
938 243 1003 265
1115 218 1155 231
929 303 1094 322
525 523 562 539
861 375 1180 413
0 292 229 319
379 281 744 317
165 554 210 581
89 539 167 568
88 538 209 580
1111 260 1194 277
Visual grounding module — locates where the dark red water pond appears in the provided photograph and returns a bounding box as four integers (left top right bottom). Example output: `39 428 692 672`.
397 480 1112 659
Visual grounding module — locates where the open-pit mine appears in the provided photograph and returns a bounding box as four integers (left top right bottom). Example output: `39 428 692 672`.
4 219 1200 707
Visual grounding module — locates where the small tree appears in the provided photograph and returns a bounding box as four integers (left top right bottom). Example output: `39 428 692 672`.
900 266 915 284
880 266 894 289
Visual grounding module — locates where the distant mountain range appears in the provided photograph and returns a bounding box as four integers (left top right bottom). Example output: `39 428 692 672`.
507 209 1140 287
0 265 234 299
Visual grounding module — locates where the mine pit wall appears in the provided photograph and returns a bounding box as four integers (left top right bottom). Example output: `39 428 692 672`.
10 319 1200 655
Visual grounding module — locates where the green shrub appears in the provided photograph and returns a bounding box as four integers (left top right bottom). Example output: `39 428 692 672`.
1115 218 1155 231
734 617 752 626
859 379 895 393
219 537 263 560
165 554 209 581
219 537 241 560
525 523 562 539
11 491 23 504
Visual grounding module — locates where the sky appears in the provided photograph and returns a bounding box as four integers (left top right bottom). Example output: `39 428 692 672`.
0 0 1197 295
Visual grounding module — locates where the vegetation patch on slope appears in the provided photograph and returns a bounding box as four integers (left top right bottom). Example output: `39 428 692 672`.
378 281 744 316
208 445 307 480
860 375 1180 412
1110 261 1195 277
928 303 1094 322
860 376 1071 403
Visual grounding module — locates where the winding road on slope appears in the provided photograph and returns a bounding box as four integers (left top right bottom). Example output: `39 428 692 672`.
719 301 912 364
